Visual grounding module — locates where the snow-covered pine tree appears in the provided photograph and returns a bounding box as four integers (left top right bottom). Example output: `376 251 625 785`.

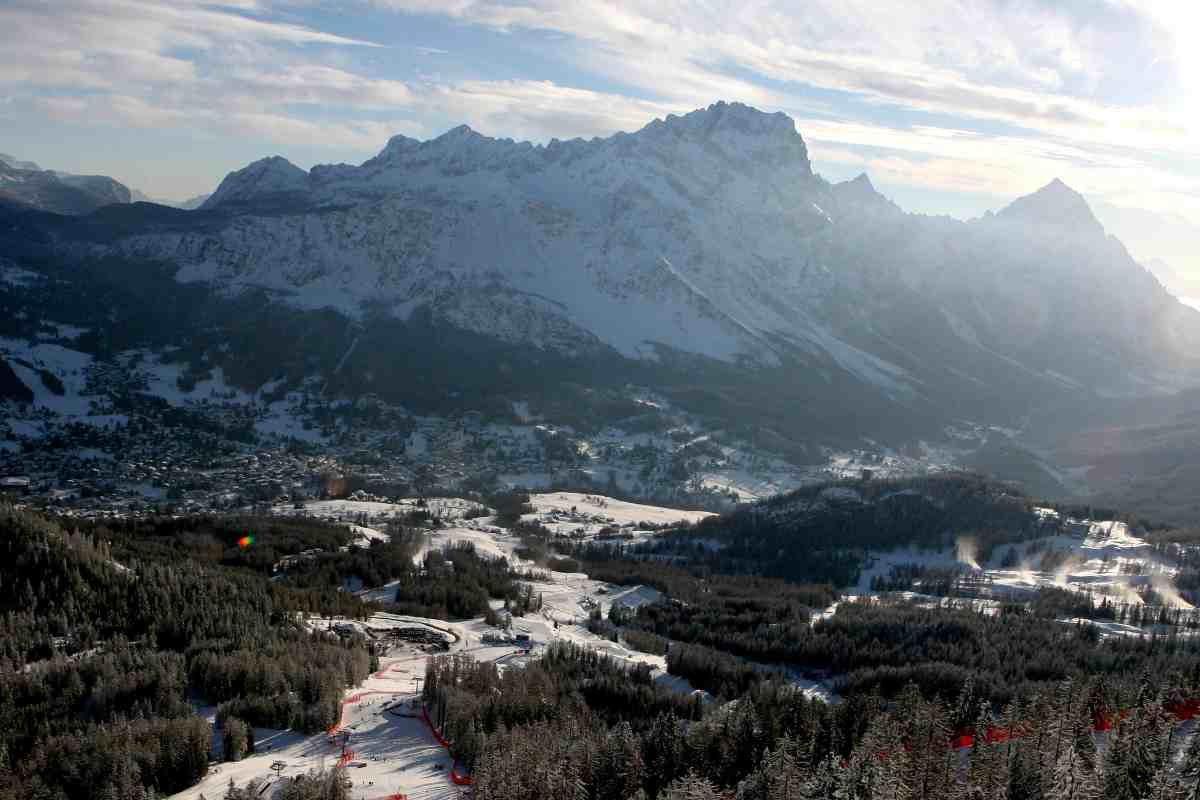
662 772 727 800
910 699 952 800
796 753 840 800
1177 728 1200 800
1052 712 1100 800
1134 704 1178 800
1101 715 1140 800
1035 678 1076 798
838 715 890 800
1148 761 1183 800
964 700 1009 800
857 709 911 800
767 736 805 800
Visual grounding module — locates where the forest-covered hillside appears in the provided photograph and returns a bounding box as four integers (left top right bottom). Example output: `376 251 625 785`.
0 506 375 798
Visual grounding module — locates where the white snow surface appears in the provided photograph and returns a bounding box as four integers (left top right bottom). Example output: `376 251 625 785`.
522 491 714 538
85 101 1200 401
98 103 941 391
858 517 1186 612
174 489 869 798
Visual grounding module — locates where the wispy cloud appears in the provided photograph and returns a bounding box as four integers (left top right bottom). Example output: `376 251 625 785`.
367 0 1200 217
2 0 1198 222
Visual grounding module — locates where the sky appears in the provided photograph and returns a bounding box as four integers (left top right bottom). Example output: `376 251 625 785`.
3 0 1200 246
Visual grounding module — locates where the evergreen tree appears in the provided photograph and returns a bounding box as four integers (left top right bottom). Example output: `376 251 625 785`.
965 700 1009 800
662 772 727 800
1101 717 1140 800
1051 711 1099 800
223 717 251 762
1178 729 1200 800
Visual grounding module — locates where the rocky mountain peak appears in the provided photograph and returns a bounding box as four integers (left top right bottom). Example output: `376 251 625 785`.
646 101 811 172
202 156 310 210
367 133 421 164
0 157 132 215
831 172 891 207
998 178 1103 235
0 153 43 171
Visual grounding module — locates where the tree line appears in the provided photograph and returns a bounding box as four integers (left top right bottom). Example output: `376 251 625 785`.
422 643 1200 800
0 504 377 799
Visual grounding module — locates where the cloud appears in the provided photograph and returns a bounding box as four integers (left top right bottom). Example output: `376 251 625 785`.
226 65 415 109
0 1 406 160
3 0 1199 221
422 80 680 140
375 0 1178 115
367 0 1200 219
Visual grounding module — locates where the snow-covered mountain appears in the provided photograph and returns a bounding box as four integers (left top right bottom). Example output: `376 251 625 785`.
0 155 132 215
13 102 1200 442
0 153 42 171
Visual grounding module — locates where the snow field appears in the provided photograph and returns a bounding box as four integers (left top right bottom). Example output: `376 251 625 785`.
190 492 850 797
853 515 1193 642
172 646 453 800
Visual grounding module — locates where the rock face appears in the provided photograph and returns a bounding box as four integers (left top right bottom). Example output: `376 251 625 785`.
54 101 1200 427
997 177 1104 235
0 156 132 215
0 154 43 171
201 156 311 210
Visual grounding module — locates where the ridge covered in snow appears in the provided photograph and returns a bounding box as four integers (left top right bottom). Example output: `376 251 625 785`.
0 158 132 215
997 177 1104 235
60 100 1200 419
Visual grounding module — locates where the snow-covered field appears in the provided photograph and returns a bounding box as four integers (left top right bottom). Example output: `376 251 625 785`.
522 491 714 540
271 492 714 561
857 512 1188 615
189 494 730 797
174 599 711 799
194 491 1181 798
171 635 457 800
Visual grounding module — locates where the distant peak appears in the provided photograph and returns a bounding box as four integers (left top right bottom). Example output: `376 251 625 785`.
647 101 811 173
436 124 484 142
202 155 309 210
1036 177 1080 204
657 101 796 136
0 153 43 172
832 172 893 209
366 133 421 165
998 178 1103 234
253 155 301 169
383 133 419 148
850 172 875 189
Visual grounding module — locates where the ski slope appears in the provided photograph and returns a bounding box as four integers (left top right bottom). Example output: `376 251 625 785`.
856 513 1188 613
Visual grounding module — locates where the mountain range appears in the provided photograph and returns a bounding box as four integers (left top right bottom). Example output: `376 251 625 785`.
3 101 1200 500
0 153 131 215
0 153 206 213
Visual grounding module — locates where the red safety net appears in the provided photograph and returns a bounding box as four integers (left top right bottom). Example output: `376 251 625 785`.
944 700 1195 751
327 690 399 735
421 706 473 786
